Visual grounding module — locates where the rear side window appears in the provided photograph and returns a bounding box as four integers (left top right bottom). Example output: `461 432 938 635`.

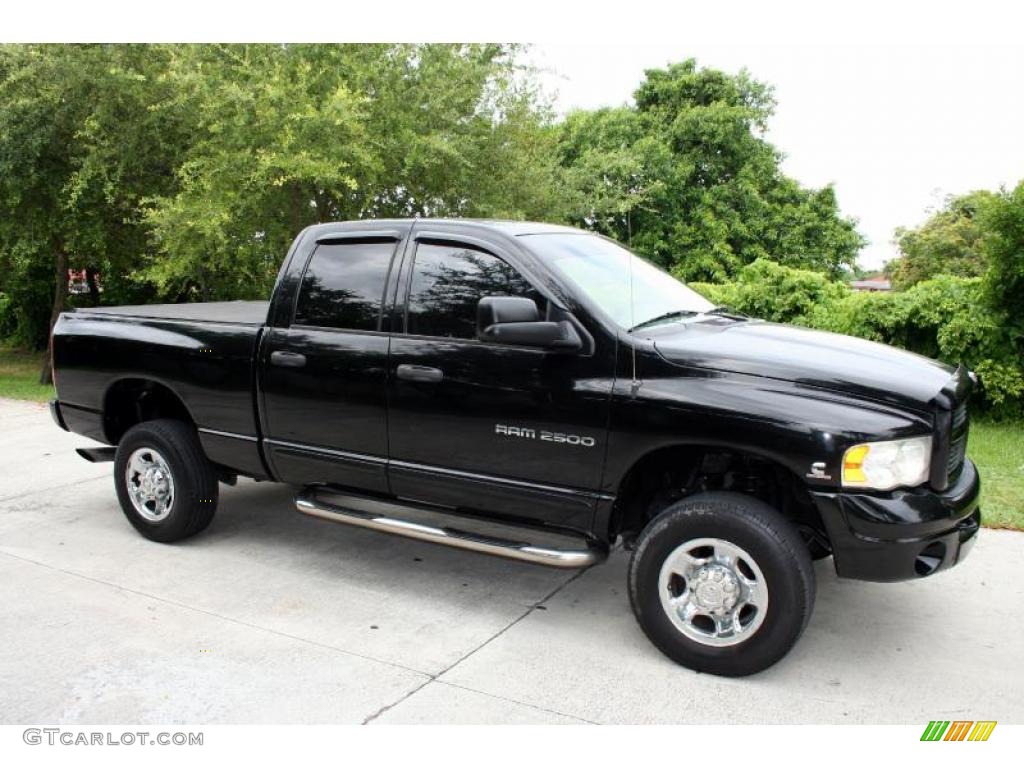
406 243 541 339
294 241 396 330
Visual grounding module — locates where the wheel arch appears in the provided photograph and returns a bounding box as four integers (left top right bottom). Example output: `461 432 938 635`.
607 441 831 556
102 378 195 445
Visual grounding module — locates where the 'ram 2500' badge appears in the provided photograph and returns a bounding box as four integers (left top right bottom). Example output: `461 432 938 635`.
495 424 596 447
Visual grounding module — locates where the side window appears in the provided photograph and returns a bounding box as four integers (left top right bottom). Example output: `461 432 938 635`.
406 243 542 339
294 241 396 331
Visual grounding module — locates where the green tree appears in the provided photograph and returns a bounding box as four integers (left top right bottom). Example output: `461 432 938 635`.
0 44 192 381
888 190 994 289
0 43 563 377
557 107 667 239
557 59 864 281
980 180 1024 357
143 44 562 300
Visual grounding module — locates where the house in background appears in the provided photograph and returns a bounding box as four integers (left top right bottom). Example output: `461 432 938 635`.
850 278 892 292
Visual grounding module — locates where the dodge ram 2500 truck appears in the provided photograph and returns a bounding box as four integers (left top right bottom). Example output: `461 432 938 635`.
50 219 981 676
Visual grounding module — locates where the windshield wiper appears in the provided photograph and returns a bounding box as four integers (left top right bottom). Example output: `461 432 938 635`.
704 305 747 319
628 306 747 332
628 310 700 333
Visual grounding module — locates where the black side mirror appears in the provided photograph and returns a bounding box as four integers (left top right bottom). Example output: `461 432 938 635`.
476 296 582 352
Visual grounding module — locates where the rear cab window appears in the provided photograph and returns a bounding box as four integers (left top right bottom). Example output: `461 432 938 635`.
293 240 398 331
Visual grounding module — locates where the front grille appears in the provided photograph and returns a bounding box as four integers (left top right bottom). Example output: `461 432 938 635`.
946 404 969 484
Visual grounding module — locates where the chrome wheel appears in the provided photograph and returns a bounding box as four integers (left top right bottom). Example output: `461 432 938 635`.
125 447 175 522
658 537 769 647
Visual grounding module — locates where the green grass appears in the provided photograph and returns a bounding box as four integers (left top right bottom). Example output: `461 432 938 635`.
969 420 1024 530
0 342 1020 529
0 344 54 403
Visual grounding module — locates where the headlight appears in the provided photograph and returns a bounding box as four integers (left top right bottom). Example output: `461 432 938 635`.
841 435 932 490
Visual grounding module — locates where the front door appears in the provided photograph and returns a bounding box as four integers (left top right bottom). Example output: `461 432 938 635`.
260 235 404 492
386 236 612 531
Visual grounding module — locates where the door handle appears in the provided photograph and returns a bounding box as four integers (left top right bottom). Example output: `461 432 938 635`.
270 351 307 369
396 364 444 383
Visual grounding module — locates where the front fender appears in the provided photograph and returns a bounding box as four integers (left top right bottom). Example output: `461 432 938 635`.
600 365 932 495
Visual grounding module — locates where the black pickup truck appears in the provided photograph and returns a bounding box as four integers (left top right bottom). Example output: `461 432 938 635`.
50 219 981 676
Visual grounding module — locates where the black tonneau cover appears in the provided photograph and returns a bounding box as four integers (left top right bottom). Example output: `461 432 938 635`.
75 300 270 326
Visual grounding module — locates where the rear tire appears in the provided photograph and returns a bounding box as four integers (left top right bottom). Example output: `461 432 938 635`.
114 419 218 542
628 491 815 677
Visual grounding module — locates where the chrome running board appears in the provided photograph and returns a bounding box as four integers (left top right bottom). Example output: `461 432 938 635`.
295 490 606 569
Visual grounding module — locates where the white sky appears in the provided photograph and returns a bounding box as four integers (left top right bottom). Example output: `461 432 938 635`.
532 41 1024 270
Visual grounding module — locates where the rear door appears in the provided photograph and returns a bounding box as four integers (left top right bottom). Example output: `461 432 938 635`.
386 233 612 532
259 232 406 492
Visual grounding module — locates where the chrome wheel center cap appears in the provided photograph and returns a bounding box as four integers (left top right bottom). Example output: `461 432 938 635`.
126 447 175 522
692 565 739 613
142 469 165 497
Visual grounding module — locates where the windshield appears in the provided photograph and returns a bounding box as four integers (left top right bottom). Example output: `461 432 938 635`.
522 233 714 330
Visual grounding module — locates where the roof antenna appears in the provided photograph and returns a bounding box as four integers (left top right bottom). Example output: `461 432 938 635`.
627 212 640 397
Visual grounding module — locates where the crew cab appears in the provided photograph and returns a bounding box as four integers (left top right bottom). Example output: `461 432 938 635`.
50 219 981 676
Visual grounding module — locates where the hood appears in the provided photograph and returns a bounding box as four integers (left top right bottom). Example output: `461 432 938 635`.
650 319 959 411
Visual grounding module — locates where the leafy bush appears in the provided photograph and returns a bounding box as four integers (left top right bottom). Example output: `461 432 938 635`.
693 259 1023 417
981 181 1024 356
688 258 846 322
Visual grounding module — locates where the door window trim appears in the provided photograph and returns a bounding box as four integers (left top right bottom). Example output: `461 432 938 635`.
399 237 544 340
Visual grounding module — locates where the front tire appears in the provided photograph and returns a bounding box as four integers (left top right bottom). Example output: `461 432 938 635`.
628 492 815 677
114 419 218 542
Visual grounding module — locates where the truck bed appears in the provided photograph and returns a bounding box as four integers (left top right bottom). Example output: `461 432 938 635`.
53 300 269 478
74 300 270 326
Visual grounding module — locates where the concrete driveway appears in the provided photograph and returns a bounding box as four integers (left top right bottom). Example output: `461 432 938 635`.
1 397 1022 724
